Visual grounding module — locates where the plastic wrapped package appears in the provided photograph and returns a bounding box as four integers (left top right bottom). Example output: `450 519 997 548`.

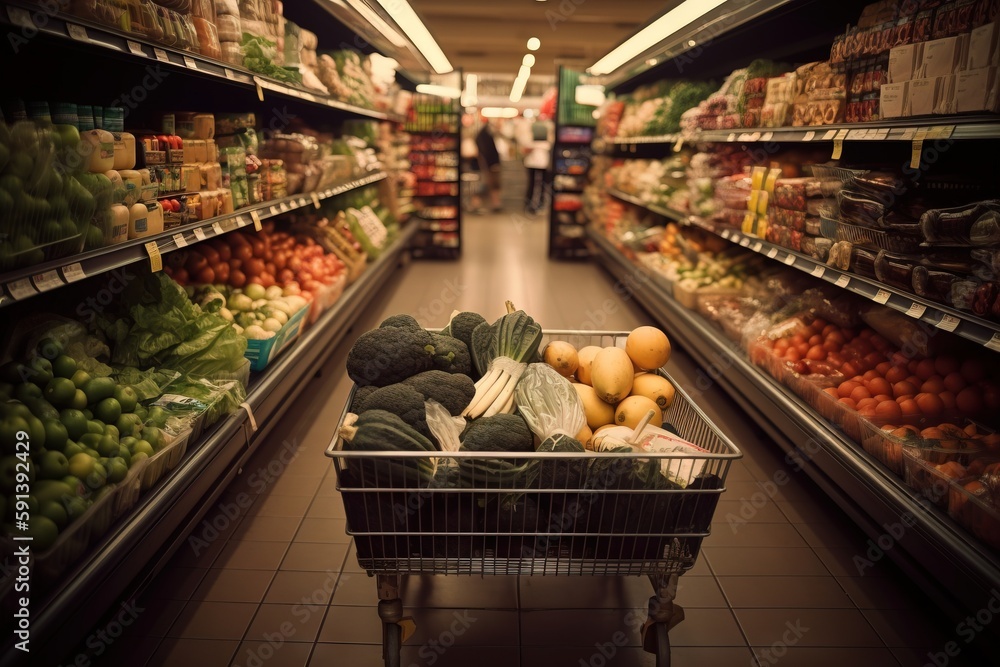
215 112 256 134
774 178 841 210
827 240 853 270
193 17 222 59
850 246 878 279
874 250 919 292
190 0 216 21
216 13 242 42
919 201 1000 246
514 363 587 451
912 266 962 306
801 235 832 261
220 41 243 66
215 0 239 15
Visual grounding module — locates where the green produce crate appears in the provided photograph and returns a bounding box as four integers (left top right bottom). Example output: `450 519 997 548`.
243 304 310 371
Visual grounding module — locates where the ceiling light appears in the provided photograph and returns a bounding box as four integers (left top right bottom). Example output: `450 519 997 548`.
527 37 540 51
374 0 453 74
590 0 727 75
344 0 408 47
688 39 697 47
518 65 531 79
522 54 536 67
481 107 518 118
509 76 527 103
416 83 462 98
575 84 605 106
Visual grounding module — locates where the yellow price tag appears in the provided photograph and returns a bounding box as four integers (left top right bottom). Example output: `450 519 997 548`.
311 192 322 209
145 241 162 272
251 210 262 231
254 77 265 101
910 128 930 169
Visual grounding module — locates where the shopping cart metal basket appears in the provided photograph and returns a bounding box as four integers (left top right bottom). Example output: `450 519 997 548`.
325 331 742 666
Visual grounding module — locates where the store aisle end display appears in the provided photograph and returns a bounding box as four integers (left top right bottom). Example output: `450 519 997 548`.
549 66 595 260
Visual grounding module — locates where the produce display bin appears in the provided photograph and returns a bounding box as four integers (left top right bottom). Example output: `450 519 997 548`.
243 304 310 371
950 478 1000 551
307 273 348 326
326 330 742 667
139 428 193 492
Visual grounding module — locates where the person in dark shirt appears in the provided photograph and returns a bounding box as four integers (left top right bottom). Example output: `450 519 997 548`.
475 122 502 212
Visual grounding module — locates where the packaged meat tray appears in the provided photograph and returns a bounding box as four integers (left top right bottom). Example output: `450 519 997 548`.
919 200 1000 246
820 217 923 253
773 177 843 211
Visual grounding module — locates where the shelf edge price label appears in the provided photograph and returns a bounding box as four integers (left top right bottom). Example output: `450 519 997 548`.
727 133 736 142
61 263 86 283
253 76 265 101
822 129 838 141
936 314 960 332
873 288 891 304
153 47 169 62
673 136 684 152
803 131 816 141
835 274 851 288
126 40 145 56
311 192 322 209
32 270 63 293
7 7 33 29
875 128 890 140
761 131 773 142
66 23 88 42
783 254 796 266
721 229 731 239
767 247 778 259
7 278 37 300
235 215 248 227
250 210 262 231
144 241 162 272
172 232 188 248
985 333 1000 352
910 128 930 169
811 265 825 278
752 242 763 252
930 125 955 139
905 302 927 319
224 68 236 80
193 227 207 241
832 129 850 160
739 237 750 247
212 221 224 235
900 127 917 140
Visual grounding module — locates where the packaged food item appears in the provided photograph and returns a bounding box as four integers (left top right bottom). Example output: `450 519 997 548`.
919 200 1000 246
828 240 853 270
801 235 832 261
874 250 918 291
913 266 962 305
851 246 879 279
970 280 1000 317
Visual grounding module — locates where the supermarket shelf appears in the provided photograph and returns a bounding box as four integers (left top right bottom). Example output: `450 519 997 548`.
603 116 1000 148
713 226 1000 352
1 224 418 667
0 172 388 309
607 188 689 224
0 1 390 121
587 226 1000 621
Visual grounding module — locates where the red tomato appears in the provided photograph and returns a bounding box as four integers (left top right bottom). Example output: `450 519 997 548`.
278 268 295 283
196 266 215 284
283 282 301 295
233 244 253 262
214 262 230 283
229 269 247 288
258 272 275 288
243 258 264 277
173 267 189 284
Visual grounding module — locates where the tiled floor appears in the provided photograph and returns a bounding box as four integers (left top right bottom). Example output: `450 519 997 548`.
94 212 992 666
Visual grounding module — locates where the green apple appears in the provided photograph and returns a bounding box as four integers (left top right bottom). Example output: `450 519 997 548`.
107 457 128 483
42 419 69 451
62 441 82 458
23 515 59 551
0 414 30 454
96 435 119 458
38 450 69 479
84 462 107 490
67 452 96 480
113 386 138 413
129 440 155 458
70 370 91 389
39 501 68 529
63 495 88 520
32 479 74 506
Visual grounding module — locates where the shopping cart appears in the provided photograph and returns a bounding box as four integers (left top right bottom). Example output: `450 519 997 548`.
325 331 742 666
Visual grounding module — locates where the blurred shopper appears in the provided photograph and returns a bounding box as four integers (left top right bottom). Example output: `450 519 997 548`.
476 121 502 212
523 120 551 214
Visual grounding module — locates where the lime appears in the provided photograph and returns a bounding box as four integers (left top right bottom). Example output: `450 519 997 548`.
130 440 155 457
37 337 64 359
38 450 69 479
51 355 77 379
107 457 128 483
115 414 142 438
64 495 88 520
39 501 68 529
62 441 82 458
59 409 88 440
67 453 96 480
70 389 88 410
26 357 53 388
96 435 119 458
0 414 30 454
93 398 121 424
23 515 59 551
141 426 165 451
42 419 69 451
70 369 91 389
82 377 115 404
14 382 42 403
113 386 138 413
44 377 77 408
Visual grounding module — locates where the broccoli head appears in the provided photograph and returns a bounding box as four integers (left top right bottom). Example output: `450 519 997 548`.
346 327 436 386
350 385 378 412
401 371 475 415
354 383 431 439
379 314 423 330
461 414 534 453
442 311 487 351
428 333 471 375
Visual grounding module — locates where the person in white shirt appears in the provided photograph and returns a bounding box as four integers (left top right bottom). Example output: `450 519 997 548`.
523 121 551 214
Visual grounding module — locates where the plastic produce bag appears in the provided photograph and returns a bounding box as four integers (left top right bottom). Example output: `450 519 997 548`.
148 376 246 435
513 363 585 450
425 400 464 453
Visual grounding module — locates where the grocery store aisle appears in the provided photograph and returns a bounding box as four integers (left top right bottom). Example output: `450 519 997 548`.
104 215 976 667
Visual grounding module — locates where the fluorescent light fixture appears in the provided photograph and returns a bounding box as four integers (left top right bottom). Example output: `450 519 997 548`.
374 0 454 74
481 106 519 118
416 83 462 98
527 37 540 51
518 65 531 79
509 76 527 103
590 0 728 75
575 84 605 106
344 0 407 47
522 54 535 67
461 73 479 107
